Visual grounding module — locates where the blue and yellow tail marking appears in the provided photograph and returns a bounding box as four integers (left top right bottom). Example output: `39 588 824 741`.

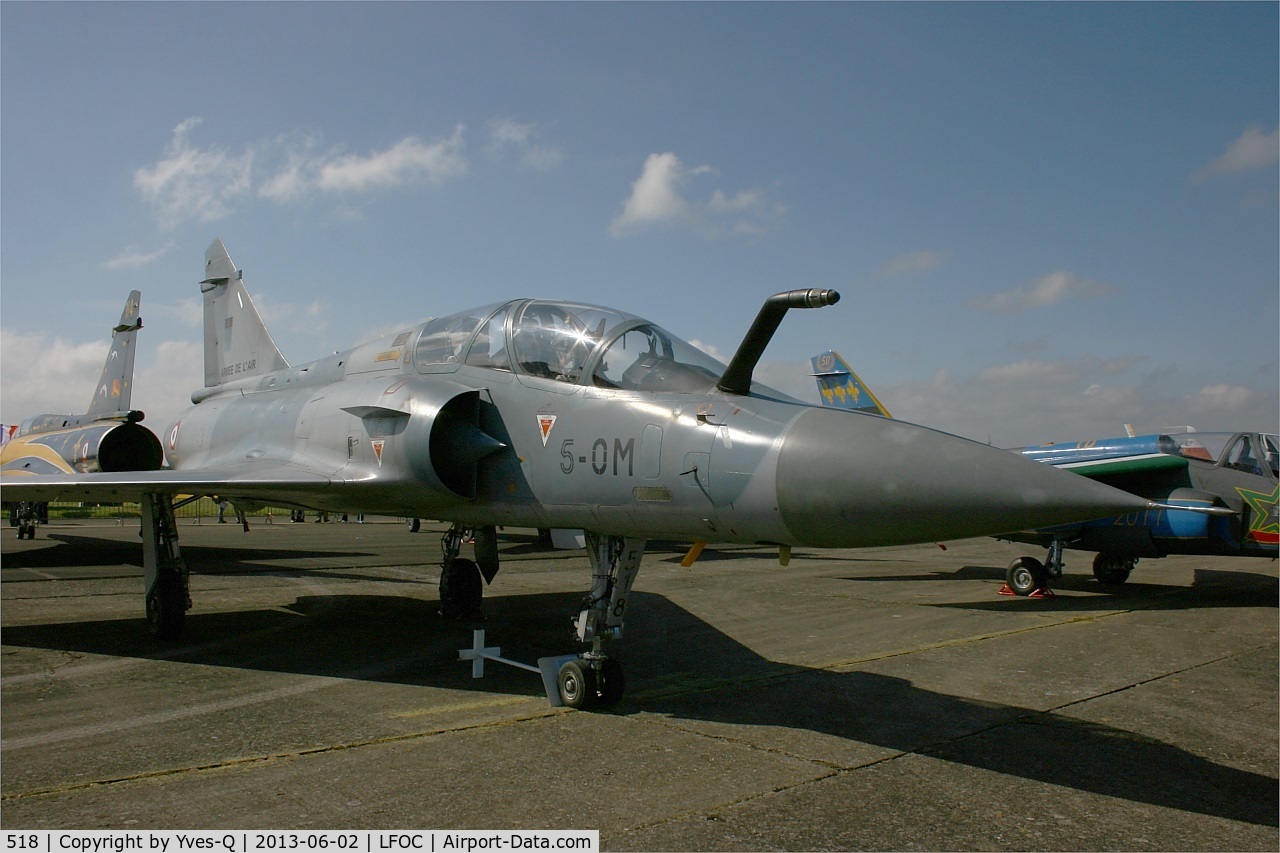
810 350 891 417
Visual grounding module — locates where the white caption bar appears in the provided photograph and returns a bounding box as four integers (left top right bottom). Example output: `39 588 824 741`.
1 832 599 853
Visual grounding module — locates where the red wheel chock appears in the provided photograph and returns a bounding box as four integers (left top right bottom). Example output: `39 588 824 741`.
998 583 1055 598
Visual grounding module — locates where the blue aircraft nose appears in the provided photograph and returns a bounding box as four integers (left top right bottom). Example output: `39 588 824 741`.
774 407 1150 548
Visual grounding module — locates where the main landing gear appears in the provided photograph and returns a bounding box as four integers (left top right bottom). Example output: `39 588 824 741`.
1002 540 1139 597
141 493 191 640
13 503 37 540
1091 552 1137 585
438 524 493 621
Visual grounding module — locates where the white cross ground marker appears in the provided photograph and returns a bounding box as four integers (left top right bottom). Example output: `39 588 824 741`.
458 628 542 678
458 629 581 707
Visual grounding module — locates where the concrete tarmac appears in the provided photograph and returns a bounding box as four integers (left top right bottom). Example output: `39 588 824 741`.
2 518 1276 850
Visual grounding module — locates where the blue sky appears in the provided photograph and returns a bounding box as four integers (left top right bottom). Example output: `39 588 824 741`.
2 2 1276 447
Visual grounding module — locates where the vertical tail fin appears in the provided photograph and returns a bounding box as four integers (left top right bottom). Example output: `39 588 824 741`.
87 290 143 415
201 239 289 387
810 350 892 417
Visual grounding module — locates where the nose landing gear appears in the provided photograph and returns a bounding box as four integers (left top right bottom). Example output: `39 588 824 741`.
455 531 642 710
1000 539 1063 598
556 654 625 710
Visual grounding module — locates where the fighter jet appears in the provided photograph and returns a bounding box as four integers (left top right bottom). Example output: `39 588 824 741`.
1 290 162 537
1001 431 1278 595
806 356 1270 596
2 240 1166 708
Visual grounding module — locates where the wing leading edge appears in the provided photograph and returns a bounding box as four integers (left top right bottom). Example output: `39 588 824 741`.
0 465 333 505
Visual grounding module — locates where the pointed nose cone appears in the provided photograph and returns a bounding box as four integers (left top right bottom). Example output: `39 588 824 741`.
776 408 1149 548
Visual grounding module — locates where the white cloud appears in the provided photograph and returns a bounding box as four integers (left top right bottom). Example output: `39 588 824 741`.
259 130 470 198
351 317 433 351
1194 125 1280 181
489 118 534 148
977 356 1142 385
256 132 325 203
610 152 782 238
316 128 468 192
0 327 204 446
869 361 1136 445
1184 384 1256 414
880 250 949 277
687 338 730 363
487 118 564 171
611 153 698 234
135 120 470 226
251 292 329 343
0 330 108 419
147 297 203 330
707 188 762 215
131 340 204 434
134 118 254 230
833 355 1279 448
967 270 1115 315
102 242 174 270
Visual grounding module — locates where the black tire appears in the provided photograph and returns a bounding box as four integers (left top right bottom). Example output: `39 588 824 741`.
407 518 421 533
1092 553 1134 585
1006 557 1048 596
596 658 626 709
558 659 597 710
439 557 483 620
146 573 186 641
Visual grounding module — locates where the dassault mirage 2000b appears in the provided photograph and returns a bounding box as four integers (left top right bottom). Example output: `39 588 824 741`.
2 240 1168 708
1 290 162 538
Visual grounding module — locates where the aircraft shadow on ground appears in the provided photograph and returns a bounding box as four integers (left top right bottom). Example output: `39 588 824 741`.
1 533 411 586
0 534 150 569
840 565 1280 613
2 588 1275 828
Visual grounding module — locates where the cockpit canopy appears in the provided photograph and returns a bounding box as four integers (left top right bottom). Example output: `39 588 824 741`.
1171 432 1279 479
20 414 73 436
412 299 728 394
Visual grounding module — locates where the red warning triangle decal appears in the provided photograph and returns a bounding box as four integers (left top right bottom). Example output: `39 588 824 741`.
372 440 385 467
538 415 557 446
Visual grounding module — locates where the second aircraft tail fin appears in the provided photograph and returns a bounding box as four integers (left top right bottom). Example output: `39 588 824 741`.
810 350 892 418
87 290 143 415
200 239 290 387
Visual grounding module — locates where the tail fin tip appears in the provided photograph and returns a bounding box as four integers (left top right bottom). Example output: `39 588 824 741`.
87 290 144 415
202 238 240 289
200 240 289 387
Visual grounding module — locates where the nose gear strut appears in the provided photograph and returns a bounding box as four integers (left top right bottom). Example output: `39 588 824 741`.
556 532 644 709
